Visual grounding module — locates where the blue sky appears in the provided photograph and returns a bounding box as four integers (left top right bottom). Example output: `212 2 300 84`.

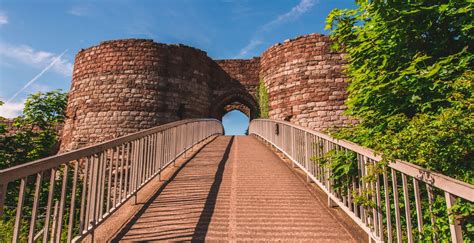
0 0 356 133
222 110 249 135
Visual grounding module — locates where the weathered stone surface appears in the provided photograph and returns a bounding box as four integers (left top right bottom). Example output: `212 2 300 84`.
61 39 258 151
215 58 260 99
60 33 355 152
260 34 357 130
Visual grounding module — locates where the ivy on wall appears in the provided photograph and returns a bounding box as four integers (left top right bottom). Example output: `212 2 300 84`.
257 78 269 118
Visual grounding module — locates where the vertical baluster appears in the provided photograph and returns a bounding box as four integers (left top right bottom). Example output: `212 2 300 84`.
426 184 437 241
138 138 144 188
131 140 138 195
13 177 27 242
445 192 463 243
118 145 124 204
375 172 383 240
143 136 148 180
157 132 163 179
145 136 149 180
151 134 156 176
137 138 144 187
345 153 353 211
358 154 365 223
139 141 144 187
374 162 383 239
383 170 393 243
50 201 59 242
89 154 99 227
67 161 79 242
370 160 377 235
315 137 320 180
98 152 107 219
304 132 309 182
85 157 95 231
391 169 402 243
146 136 151 178
124 143 130 198
174 127 178 165
151 133 157 174
113 147 119 208
79 158 89 233
401 174 413 242
28 172 42 242
412 179 423 240
106 149 113 212
95 153 103 221
43 168 56 242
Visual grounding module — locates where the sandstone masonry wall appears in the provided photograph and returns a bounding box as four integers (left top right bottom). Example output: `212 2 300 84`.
260 34 356 131
215 58 260 98
61 33 353 151
61 39 233 151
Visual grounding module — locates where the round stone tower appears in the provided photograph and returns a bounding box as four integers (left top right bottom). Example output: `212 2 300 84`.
260 34 356 131
61 39 229 151
60 33 354 151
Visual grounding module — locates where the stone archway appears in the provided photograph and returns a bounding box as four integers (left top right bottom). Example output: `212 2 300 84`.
210 90 259 121
223 102 251 118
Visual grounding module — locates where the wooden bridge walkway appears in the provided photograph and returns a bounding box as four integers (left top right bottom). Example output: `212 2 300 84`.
112 136 361 242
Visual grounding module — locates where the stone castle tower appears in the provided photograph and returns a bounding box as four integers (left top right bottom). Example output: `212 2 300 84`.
60 33 355 151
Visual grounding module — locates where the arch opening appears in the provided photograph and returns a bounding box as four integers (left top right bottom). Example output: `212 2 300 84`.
210 90 259 121
222 110 249 135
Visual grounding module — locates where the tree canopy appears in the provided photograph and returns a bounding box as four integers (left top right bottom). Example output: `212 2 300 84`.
325 1 473 240
0 90 67 169
326 0 473 183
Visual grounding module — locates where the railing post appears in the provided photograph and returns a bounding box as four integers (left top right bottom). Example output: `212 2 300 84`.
445 192 463 243
291 126 294 157
184 123 187 159
304 131 310 183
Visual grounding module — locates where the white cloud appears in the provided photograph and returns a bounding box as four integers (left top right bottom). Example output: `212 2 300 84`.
236 39 263 59
0 100 24 118
235 0 317 58
0 11 8 25
6 49 68 103
262 0 316 31
0 42 72 77
68 6 89 17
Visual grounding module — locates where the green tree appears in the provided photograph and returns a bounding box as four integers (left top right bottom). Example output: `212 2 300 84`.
325 1 473 240
326 0 473 182
0 90 67 241
0 89 67 169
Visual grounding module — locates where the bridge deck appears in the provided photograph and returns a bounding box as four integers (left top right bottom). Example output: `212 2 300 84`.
112 136 359 242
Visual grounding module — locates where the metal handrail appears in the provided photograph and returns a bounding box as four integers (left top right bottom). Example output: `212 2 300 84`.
0 119 223 242
249 119 473 243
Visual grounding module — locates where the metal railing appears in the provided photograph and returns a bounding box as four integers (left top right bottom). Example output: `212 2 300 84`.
249 119 473 243
0 119 223 242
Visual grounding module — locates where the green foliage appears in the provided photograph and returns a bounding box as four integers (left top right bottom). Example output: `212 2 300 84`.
257 78 269 118
326 1 472 123
326 0 473 183
325 1 473 240
0 90 67 169
0 90 67 240
312 149 358 195
22 90 68 130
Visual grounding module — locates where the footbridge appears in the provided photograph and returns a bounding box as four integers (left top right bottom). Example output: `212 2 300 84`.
1 119 473 242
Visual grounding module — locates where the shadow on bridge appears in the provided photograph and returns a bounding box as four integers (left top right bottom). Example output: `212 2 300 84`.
112 137 234 242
